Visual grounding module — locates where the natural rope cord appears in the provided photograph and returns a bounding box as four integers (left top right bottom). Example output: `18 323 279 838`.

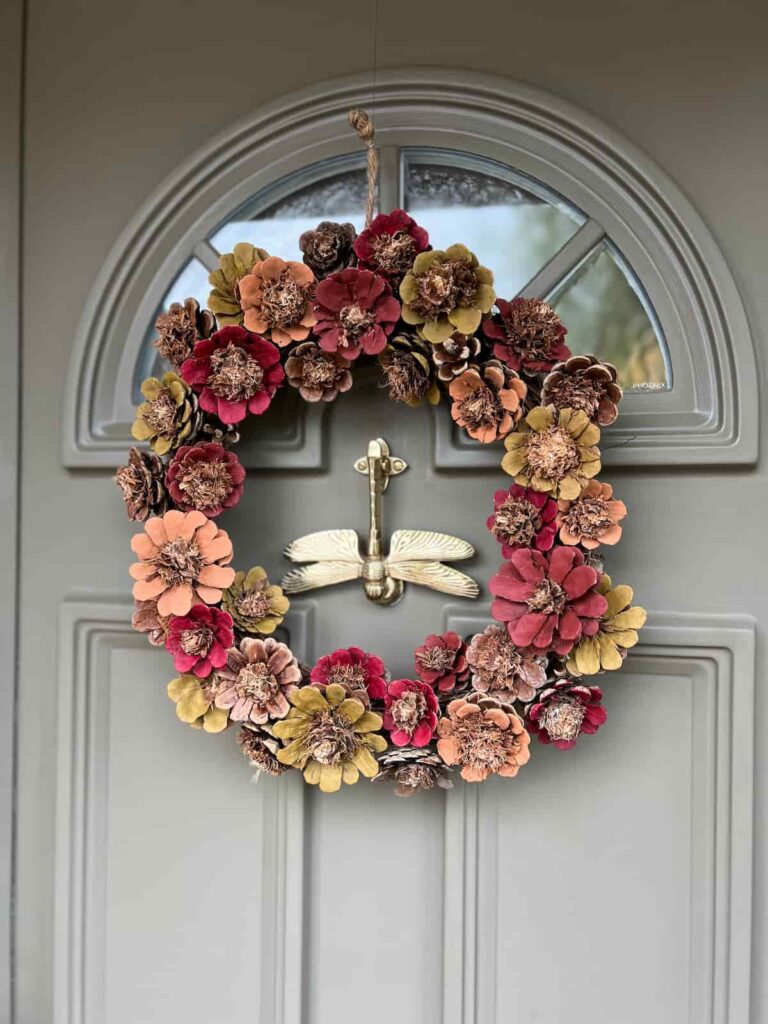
348 108 379 227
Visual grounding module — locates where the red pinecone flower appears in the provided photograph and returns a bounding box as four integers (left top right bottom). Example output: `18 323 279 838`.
487 485 558 558
310 647 388 700
180 325 284 424
383 679 439 747
526 680 607 749
483 297 570 374
490 547 607 656
165 603 234 678
353 209 429 281
313 268 400 359
166 442 245 517
414 631 469 693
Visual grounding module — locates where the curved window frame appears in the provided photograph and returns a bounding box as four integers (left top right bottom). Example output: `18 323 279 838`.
63 69 757 468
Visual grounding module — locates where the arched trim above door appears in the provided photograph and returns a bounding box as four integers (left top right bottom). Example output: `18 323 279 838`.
62 69 758 468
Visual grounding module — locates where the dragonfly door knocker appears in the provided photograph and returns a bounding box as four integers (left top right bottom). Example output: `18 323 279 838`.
281 438 480 605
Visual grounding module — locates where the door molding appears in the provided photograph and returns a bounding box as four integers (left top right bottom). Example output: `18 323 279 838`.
442 608 756 1024
54 598 310 1024
55 600 755 1024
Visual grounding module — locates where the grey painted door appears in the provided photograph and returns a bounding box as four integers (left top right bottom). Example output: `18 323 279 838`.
12 8 766 1024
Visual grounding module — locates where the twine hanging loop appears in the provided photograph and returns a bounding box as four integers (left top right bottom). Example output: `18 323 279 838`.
348 108 379 227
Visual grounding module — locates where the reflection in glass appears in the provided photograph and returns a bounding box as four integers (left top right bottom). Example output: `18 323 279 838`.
551 243 669 389
210 166 368 262
404 155 582 299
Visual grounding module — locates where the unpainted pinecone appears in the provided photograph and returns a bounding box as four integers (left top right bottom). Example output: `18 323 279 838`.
114 447 169 520
154 297 215 370
378 333 440 407
375 746 454 797
238 724 287 777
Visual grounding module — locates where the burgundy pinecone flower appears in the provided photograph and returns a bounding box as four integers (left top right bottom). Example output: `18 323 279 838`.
414 632 470 694
526 680 607 749
180 325 284 424
165 603 234 678
353 208 430 281
310 647 388 701
490 546 608 656
483 297 570 374
383 678 440 747
313 268 400 359
165 442 245 517
487 484 558 558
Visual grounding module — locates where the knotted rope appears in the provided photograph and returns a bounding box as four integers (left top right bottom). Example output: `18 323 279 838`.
348 108 379 228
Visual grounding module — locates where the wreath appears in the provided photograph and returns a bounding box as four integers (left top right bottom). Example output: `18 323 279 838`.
117 111 646 796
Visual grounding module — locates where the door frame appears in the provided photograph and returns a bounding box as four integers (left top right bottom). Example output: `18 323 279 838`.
0 0 24 1018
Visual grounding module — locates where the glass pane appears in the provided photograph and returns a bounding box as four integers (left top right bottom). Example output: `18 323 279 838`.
132 257 211 401
403 150 583 299
210 162 368 262
551 242 669 389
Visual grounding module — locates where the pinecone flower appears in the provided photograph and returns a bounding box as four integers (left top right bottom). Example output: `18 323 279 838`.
437 692 531 782
299 221 357 278
383 679 440 747
431 332 482 382
400 244 495 344
238 723 287 777
214 636 301 724
483 297 570 374
414 632 469 694
313 268 400 359
541 354 623 426
164 603 234 678
129 509 235 617
180 325 284 424
566 575 647 675
131 599 171 647
154 297 216 369
165 442 245 517
526 681 607 749
221 566 290 635
238 256 317 347
208 242 270 326
378 334 440 407
556 480 626 549
490 546 608 656
167 673 228 733
488 484 558 557
449 360 527 443
375 747 454 797
115 447 169 521
273 684 387 792
310 647 388 701
284 342 352 403
131 372 199 455
353 208 429 282
466 624 547 702
502 405 601 499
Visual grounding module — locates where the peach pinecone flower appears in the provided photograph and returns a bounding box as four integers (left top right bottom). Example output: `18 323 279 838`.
129 509 235 617
238 256 317 347
556 480 627 548
437 693 531 782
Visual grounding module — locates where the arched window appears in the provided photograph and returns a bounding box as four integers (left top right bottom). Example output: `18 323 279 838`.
64 71 756 468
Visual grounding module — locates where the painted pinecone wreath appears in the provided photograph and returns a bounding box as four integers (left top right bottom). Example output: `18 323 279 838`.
118 201 646 795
